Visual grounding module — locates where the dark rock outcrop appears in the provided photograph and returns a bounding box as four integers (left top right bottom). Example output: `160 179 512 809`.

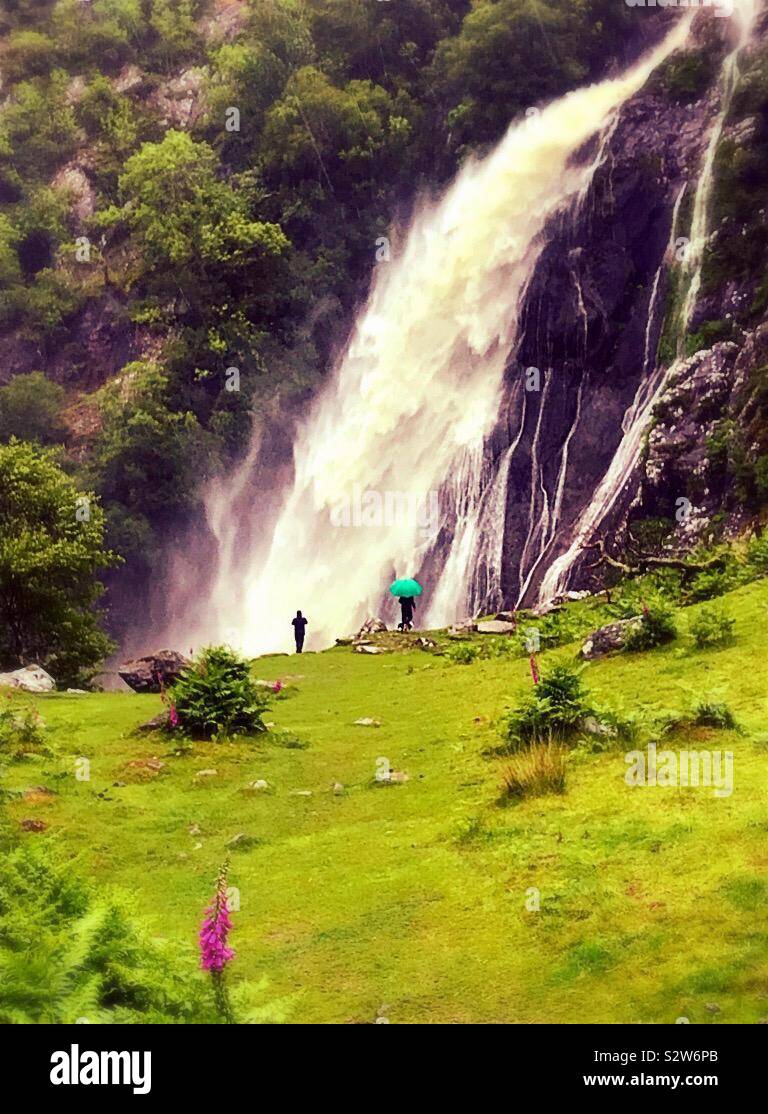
118 650 190 693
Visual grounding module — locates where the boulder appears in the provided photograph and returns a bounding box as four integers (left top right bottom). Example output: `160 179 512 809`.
580 618 640 659
358 616 387 635
118 650 190 693
476 620 516 635
0 664 55 692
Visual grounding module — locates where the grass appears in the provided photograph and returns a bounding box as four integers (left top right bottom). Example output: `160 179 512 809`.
2 578 768 1024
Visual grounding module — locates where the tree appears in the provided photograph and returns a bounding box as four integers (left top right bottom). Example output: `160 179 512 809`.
0 372 67 444
0 439 119 685
100 130 288 311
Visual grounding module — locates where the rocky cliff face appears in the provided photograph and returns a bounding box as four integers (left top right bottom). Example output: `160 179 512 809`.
467 11 768 609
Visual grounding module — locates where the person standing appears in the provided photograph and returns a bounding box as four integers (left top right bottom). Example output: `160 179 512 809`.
398 596 415 631
292 610 308 653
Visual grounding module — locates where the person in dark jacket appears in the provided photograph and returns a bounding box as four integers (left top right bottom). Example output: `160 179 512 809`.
292 610 308 652
398 596 415 631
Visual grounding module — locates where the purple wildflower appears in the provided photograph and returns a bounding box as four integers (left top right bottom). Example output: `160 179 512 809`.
199 863 235 973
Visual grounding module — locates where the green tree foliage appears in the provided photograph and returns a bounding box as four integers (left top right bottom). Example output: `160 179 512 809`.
0 372 67 444
431 0 634 151
0 440 118 684
91 361 217 565
101 130 288 313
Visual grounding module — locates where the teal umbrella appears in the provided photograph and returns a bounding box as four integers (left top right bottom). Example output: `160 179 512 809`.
389 578 423 598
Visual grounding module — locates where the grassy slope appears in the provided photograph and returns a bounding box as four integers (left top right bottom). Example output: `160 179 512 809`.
4 579 768 1024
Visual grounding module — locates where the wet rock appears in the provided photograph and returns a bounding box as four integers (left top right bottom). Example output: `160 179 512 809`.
580 619 640 659
0 665 55 692
118 650 189 693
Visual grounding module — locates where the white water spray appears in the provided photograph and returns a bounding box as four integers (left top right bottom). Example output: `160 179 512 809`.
173 19 692 653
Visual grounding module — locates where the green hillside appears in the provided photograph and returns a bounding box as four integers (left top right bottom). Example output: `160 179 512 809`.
3 578 767 1024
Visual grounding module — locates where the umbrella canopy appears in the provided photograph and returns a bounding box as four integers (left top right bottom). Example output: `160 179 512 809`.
389 578 423 598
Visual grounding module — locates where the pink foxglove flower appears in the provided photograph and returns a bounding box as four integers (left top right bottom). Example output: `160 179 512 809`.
529 654 540 685
273 680 282 694
169 703 179 728
199 863 235 973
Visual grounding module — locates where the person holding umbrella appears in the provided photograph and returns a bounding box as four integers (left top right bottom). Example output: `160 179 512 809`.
389 578 423 632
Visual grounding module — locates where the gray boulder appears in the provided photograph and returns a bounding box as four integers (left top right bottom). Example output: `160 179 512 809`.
476 620 516 635
0 664 55 692
580 618 641 659
358 616 387 635
118 650 190 693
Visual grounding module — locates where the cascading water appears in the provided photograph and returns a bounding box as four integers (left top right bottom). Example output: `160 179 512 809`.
171 17 693 654
537 0 757 604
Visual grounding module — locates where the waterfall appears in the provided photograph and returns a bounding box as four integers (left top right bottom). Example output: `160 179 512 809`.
170 18 691 654
537 0 757 605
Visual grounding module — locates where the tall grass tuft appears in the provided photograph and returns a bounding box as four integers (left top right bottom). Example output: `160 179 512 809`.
500 742 567 801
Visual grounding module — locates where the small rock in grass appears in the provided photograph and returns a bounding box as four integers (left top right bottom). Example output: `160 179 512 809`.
195 768 218 778
66 688 87 694
354 717 381 727
705 1003 721 1014
250 779 269 791
289 789 312 797
476 620 515 635
332 782 344 795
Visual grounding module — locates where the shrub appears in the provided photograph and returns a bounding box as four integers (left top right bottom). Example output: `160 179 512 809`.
693 702 738 730
0 703 49 759
504 664 592 749
746 532 768 574
624 600 677 651
690 605 735 649
500 742 567 800
171 646 269 739
686 565 739 602
445 642 480 665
